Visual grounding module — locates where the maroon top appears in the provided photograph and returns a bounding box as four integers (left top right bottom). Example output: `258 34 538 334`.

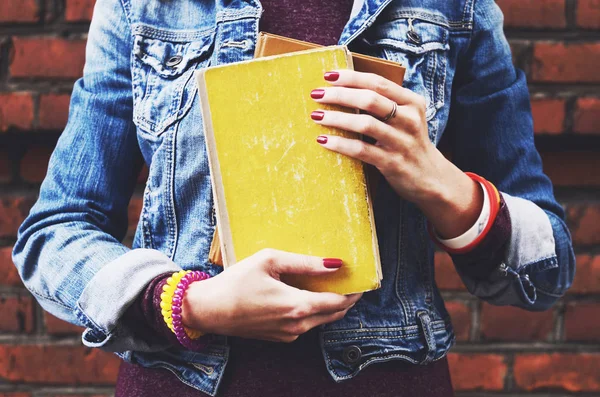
115 0 512 395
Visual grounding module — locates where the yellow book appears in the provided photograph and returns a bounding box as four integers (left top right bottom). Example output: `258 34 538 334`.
196 46 382 295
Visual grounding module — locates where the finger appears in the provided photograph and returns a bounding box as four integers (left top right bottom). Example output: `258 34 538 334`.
301 290 363 314
323 69 421 106
283 304 355 337
312 86 395 121
254 248 343 276
312 110 410 148
316 134 388 169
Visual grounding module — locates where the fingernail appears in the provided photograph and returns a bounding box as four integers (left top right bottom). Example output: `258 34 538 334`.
323 258 343 268
316 135 328 144
310 89 325 99
324 71 339 82
311 111 324 121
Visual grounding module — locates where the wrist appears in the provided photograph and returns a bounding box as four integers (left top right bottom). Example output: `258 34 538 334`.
181 277 215 334
419 157 483 239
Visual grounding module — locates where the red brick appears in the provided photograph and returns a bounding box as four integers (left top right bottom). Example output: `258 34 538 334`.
448 353 507 391
10 37 87 79
0 296 34 333
0 0 39 23
39 94 71 130
0 149 11 183
566 203 600 246
44 312 84 335
20 146 52 183
0 247 23 287
0 93 34 132
66 0 96 22
574 97 600 135
0 345 119 384
497 0 566 29
542 152 600 187
570 254 600 294
531 43 600 83
434 252 466 291
0 196 36 237
577 0 600 29
445 301 470 341
565 303 600 341
480 303 554 341
531 98 565 134
514 353 600 392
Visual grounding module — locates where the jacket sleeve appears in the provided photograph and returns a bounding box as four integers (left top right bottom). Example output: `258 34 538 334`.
11 0 180 352
446 0 575 311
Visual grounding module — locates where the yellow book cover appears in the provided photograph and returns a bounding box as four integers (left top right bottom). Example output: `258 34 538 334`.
196 46 382 295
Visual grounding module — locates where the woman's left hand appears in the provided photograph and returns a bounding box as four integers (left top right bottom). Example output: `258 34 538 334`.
310 70 483 239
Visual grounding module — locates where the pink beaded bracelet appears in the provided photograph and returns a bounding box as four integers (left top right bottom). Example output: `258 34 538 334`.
171 270 211 350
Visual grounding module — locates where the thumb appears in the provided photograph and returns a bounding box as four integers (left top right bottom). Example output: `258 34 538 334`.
254 249 343 276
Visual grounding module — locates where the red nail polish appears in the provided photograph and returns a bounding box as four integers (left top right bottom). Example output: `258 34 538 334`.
316 135 328 144
311 111 324 121
311 89 325 99
323 258 343 268
324 71 339 82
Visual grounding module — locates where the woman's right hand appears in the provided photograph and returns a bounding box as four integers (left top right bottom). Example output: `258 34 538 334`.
181 248 362 342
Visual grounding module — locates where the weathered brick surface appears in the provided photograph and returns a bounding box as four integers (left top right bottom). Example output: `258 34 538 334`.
480 303 554 341
0 0 39 23
65 0 97 22
0 247 23 287
39 94 71 130
0 93 34 132
577 0 600 29
497 0 566 28
448 353 507 391
0 345 120 384
574 97 600 134
0 296 34 333
564 302 600 341
10 37 87 79
514 354 600 392
531 43 600 83
531 98 565 135
570 254 600 294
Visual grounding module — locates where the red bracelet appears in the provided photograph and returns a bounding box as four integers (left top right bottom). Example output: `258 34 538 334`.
427 172 500 255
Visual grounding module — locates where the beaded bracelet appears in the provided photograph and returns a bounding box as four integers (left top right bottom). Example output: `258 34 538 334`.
160 270 211 350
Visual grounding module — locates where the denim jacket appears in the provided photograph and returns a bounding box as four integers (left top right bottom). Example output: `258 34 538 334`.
13 0 575 395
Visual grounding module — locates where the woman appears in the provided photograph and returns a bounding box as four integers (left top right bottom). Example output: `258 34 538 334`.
12 0 575 396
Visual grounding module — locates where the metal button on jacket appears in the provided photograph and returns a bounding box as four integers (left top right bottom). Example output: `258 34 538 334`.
342 345 362 364
166 55 183 67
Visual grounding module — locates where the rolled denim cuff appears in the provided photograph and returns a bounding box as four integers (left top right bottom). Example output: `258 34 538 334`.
74 248 180 352
502 192 556 270
454 192 560 309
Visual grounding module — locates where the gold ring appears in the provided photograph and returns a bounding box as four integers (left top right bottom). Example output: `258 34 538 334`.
380 101 397 122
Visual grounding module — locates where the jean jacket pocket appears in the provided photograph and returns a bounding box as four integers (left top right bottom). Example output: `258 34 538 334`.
362 17 450 123
131 24 214 136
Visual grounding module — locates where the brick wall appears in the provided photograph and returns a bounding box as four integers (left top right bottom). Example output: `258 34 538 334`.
0 0 598 396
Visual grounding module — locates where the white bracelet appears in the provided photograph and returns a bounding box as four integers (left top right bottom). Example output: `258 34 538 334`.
435 181 491 249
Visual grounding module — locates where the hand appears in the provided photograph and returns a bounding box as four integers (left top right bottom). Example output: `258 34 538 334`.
181 248 362 342
310 70 483 239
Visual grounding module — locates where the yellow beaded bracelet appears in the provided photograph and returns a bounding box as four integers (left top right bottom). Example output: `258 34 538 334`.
160 270 204 340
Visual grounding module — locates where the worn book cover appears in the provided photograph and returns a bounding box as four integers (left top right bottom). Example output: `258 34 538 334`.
196 46 382 294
